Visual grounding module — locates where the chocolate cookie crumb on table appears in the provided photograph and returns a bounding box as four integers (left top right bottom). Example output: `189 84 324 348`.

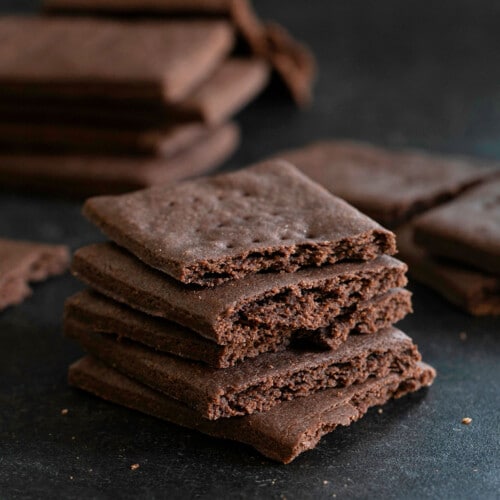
83 161 396 286
0 238 69 310
69 356 435 463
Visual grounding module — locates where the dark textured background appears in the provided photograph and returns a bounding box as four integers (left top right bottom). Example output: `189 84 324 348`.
1 1 499 499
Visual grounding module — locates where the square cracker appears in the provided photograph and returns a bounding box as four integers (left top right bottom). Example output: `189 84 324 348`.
396 225 500 316
413 180 500 275
42 0 316 106
83 161 396 286
278 140 499 227
0 17 234 103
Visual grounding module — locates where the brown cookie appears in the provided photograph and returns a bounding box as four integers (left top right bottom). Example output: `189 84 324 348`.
66 324 422 420
71 242 407 344
396 225 500 316
42 0 316 106
83 161 396 286
69 356 435 463
278 140 499 228
0 123 239 197
413 180 500 275
0 17 234 103
0 239 69 310
260 22 317 106
174 58 270 125
0 122 212 156
64 288 412 368
0 59 269 129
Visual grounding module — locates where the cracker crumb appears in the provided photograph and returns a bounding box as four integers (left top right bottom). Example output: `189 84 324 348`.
377 408 383 414
323 480 329 485
462 417 472 425
459 331 467 341
61 408 69 415
130 463 140 471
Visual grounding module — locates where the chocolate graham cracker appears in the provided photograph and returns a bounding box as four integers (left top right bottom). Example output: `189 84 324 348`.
413 180 500 276
43 0 316 106
83 161 396 286
396 225 500 316
69 356 435 463
0 123 239 197
278 140 499 227
71 242 408 344
174 58 269 125
66 324 422 420
260 21 316 106
0 59 269 129
0 122 214 156
0 238 69 310
0 17 234 103
64 288 412 368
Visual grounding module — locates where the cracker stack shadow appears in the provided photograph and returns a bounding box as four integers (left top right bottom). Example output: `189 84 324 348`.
64 161 435 463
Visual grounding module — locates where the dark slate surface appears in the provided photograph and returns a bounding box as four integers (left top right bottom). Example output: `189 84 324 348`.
1 1 499 498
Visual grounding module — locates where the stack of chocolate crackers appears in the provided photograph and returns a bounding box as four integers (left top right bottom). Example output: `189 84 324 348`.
65 161 435 463
0 16 264 196
0 2 315 197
